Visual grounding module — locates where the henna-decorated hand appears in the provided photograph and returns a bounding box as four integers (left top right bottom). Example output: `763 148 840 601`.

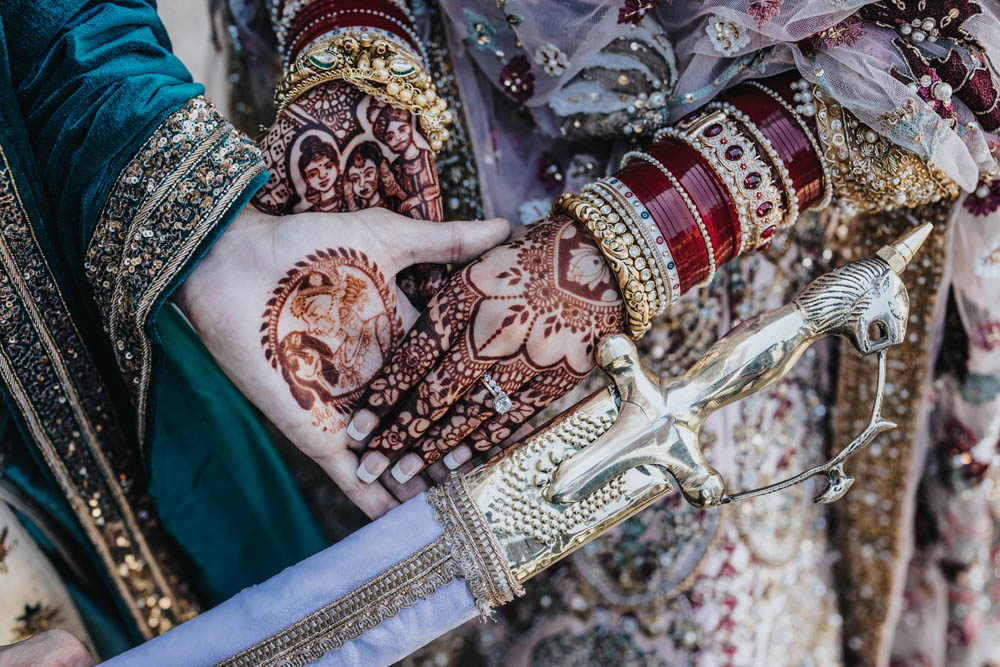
175 205 508 517
253 81 446 303
350 216 625 495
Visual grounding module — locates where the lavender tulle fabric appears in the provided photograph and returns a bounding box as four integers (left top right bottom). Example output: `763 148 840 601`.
101 494 477 667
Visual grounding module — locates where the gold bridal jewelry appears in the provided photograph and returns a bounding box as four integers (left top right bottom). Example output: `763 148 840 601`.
455 223 932 582
274 30 452 151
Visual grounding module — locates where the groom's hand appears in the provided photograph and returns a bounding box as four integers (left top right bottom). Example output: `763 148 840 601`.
175 205 507 517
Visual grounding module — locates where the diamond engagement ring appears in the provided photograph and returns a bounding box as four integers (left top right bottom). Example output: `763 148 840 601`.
482 372 513 414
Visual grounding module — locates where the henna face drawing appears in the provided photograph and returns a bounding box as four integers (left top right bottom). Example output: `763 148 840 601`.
263 248 403 431
254 82 442 220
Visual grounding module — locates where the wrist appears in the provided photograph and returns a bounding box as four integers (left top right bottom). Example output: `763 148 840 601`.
173 203 263 319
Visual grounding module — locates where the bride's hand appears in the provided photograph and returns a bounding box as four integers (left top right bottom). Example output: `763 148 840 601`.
253 81 447 303
175 205 508 517
350 215 625 492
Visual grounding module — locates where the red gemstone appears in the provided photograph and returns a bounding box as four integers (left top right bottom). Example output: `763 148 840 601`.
704 123 723 137
743 172 761 189
756 201 774 217
725 145 743 161
760 226 775 239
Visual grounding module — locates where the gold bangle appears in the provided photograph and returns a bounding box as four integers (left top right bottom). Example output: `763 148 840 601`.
274 31 452 152
582 180 675 313
809 85 958 214
579 186 664 315
552 193 652 339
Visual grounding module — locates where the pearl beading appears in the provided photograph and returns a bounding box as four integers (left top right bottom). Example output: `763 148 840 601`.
580 187 666 315
621 151 717 285
746 80 833 213
595 177 681 309
300 27 424 69
582 179 677 315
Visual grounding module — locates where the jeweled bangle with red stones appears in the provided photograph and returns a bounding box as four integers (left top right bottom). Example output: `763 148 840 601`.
563 76 831 323
656 109 784 254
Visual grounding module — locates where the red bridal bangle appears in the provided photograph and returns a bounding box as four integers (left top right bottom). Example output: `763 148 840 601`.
646 140 738 266
286 0 421 63
724 79 825 210
616 161 710 291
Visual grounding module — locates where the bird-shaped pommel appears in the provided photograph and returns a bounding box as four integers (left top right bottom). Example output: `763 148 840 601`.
546 223 932 509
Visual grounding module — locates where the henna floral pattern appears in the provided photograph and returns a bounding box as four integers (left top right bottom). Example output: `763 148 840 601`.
360 216 624 466
262 248 403 432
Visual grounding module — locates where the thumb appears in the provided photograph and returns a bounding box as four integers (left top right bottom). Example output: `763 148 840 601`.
391 216 510 268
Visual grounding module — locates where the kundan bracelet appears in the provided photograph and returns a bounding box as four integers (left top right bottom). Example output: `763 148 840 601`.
273 30 451 151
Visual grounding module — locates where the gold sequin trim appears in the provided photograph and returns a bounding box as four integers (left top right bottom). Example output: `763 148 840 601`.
217 537 457 666
831 202 951 666
0 146 199 637
85 96 265 442
217 477 520 666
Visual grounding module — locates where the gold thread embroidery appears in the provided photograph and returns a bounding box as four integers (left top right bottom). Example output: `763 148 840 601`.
811 87 959 215
428 474 523 616
216 537 457 667
0 146 199 636
831 203 951 665
86 96 265 442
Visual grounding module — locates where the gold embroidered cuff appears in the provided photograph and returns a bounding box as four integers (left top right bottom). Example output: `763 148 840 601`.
552 193 652 339
427 474 524 615
810 86 959 214
86 96 265 440
217 481 521 666
274 31 452 151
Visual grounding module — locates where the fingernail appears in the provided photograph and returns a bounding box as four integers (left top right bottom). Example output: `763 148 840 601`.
391 454 422 484
347 410 377 441
356 452 388 483
443 446 472 470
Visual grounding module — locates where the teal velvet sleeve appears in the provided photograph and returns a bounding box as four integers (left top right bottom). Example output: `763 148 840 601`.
0 3 328 655
2 0 202 268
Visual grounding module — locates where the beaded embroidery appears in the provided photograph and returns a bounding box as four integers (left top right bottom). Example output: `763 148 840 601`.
86 96 265 441
0 145 200 638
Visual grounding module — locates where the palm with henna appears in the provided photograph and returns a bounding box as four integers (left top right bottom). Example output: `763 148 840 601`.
175 205 508 518
351 215 625 497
